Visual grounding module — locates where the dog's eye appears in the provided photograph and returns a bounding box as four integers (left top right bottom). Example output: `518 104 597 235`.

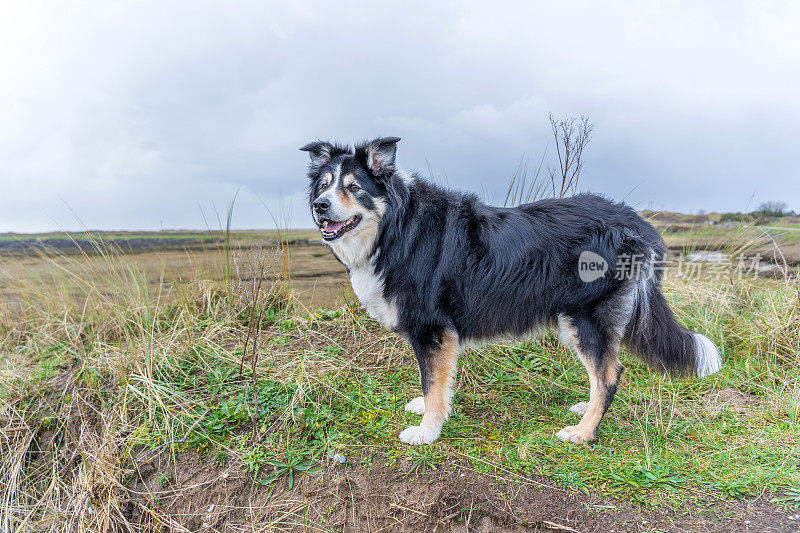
320 182 328 191
349 183 360 192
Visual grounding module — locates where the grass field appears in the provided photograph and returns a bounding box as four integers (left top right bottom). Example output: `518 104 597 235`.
1 231 799 532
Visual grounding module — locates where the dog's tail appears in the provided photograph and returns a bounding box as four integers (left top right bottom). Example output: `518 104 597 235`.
624 274 722 377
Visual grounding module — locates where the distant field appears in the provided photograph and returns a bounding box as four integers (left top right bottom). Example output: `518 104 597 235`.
0 229 322 256
0 232 212 241
0 230 348 309
656 223 800 263
0 229 322 241
4 219 799 255
1 221 798 319
0 239 347 311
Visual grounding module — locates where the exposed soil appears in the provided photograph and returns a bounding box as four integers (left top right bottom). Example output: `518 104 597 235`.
123 451 797 532
703 387 758 415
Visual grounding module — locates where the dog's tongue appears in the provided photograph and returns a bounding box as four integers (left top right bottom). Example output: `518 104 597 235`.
325 220 347 232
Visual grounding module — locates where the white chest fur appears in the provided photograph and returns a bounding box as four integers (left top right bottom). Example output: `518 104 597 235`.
348 262 398 330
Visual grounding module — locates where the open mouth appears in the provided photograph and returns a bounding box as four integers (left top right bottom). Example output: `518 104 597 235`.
318 215 362 241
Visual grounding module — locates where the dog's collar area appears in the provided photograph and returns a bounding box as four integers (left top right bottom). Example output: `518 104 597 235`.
319 215 362 240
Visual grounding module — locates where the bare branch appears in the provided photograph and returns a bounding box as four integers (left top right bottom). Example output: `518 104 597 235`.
547 114 594 198
503 114 594 207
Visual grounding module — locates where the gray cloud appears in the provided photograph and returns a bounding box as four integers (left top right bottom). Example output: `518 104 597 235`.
1 1 799 232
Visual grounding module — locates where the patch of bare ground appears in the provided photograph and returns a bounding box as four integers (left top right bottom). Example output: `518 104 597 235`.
123 452 795 532
703 387 758 415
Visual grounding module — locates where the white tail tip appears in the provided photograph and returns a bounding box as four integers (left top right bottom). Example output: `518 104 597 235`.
694 333 722 377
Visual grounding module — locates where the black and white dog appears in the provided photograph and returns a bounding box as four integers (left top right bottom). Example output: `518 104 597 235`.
301 137 722 445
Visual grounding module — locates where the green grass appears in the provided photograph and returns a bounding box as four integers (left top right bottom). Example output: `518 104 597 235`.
1 243 799 531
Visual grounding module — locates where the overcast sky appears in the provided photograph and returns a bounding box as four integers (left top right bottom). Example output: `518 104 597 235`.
2 1 799 232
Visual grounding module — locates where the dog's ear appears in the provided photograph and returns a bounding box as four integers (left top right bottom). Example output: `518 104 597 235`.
363 137 400 177
299 141 334 166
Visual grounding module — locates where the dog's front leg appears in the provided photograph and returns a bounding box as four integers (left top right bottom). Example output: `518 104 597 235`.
399 329 459 445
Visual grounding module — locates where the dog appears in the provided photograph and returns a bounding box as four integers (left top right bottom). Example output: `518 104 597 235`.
301 137 722 445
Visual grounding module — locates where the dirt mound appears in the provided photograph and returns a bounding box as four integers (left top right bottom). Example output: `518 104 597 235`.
123 452 792 532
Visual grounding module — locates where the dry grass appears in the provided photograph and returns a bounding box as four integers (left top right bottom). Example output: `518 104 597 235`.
0 243 294 531
1 240 799 531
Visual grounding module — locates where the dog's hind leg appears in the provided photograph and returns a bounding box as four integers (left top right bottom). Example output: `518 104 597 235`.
399 329 459 445
557 314 624 444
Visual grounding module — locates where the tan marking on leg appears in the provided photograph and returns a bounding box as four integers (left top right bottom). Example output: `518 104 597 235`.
558 347 622 444
570 358 607 441
422 329 459 428
557 316 623 444
604 356 623 384
399 329 460 445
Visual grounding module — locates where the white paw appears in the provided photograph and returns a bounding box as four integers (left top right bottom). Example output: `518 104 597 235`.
404 396 425 415
399 425 440 445
569 402 589 416
556 425 595 444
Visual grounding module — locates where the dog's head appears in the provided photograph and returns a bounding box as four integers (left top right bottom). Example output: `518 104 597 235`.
301 137 401 264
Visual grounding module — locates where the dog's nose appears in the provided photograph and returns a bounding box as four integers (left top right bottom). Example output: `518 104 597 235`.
313 198 330 214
